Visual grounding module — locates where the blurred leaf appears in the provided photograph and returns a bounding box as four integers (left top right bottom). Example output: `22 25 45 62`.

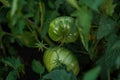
16 31 37 47
100 0 117 16
97 34 120 80
97 16 116 40
1 57 24 72
42 69 77 80
66 0 80 9
79 0 104 12
0 27 4 48
11 0 18 16
72 6 92 50
32 59 45 74
40 10 59 38
116 56 120 68
6 70 18 80
112 40 120 50
0 0 10 7
83 66 101 80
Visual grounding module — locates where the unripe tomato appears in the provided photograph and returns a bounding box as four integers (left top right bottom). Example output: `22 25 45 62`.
48 16 78 43
43 47 80 76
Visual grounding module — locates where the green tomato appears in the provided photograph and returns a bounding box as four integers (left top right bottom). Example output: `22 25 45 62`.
48 16 78 43
43 47 80 76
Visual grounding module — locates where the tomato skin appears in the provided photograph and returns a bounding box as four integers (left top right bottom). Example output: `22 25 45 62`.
48 16 78 43
43 47 80 76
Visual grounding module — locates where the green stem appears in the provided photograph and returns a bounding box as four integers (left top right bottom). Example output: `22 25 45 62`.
43 36 55 46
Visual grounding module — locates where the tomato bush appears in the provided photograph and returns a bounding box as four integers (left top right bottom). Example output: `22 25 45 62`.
0 0 120 80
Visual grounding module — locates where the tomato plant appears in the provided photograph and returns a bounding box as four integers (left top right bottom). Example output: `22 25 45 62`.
0 0 120 80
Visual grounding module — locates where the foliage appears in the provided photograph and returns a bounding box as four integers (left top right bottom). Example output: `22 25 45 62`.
0 0 120 80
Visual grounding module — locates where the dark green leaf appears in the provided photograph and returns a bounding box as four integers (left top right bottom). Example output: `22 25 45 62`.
0 27 4 48
83 66 101 80
97 16 116 40
72 6 92 50
42 69 77 80
1 57 24 71
79 0 104 11
32 59 45 74
6 70 18 80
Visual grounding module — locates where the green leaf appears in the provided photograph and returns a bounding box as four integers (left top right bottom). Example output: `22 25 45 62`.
31 59 45 74
97 34 120 79
66 0 80 9
16 31 37 47
72 6 92 50
1 57 24 72
101 0 117 16
42 69 77 80
97 16 116 40
83 66 101 80
112 40 120 50
11 0 18 16
79 0 104 11
0 0 10 7
116 56 120 68
6 70 18 80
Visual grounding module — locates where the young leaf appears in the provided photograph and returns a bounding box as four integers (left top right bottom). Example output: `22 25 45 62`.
31 59 45 74
83 66 101 80
66 0 80 9
100 0 117 16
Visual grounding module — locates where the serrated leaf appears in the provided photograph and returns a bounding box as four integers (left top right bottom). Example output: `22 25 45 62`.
79 0 104 11
97 16 116 40
42 69 77 80
72 6 92 50
0 0 10 7
100 0 117 16
32 59 45 74
83 66 101 80
6 70 18 80
66 0 80 9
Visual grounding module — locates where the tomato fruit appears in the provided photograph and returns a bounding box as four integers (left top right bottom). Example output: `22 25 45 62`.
48 16 78 43
43 47 80 76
